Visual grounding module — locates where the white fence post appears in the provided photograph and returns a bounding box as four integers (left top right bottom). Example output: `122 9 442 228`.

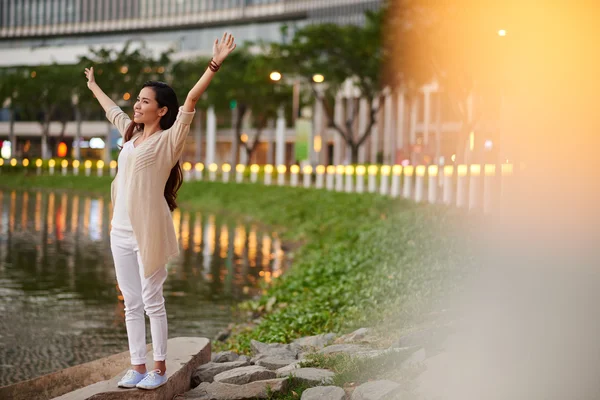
368 165 378 193
345 166 354 193
335 165 345 192
303 165 312 188
290 165 299 187
390 165 402 197
277 165 287 186
264 165 273 185
195 163 204 180
209 163 217 181
236 164 245 183
326 166 335 190
428 165 438 204
415 166 426 202
403 166 414 199
456 164 468 208
469 164 481 210
356 165 366 193
222 163 231 182
483 164 496 214
443 166 454 205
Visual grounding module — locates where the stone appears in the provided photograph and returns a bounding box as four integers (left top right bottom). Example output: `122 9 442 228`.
238 355 251 363
275 361 302 375
301 386 346 400
353 349 391 359
215 329 231 342
213 350 240 363
250 339 299 359
250 354 269 364
338 328 370 343
277 367 334 386
293 333 336 350
213 365 276 385
183 378 289 399
319 344 371 356
52 337 210 400
351 380 403 400
255 356 299 370
191 360 251 386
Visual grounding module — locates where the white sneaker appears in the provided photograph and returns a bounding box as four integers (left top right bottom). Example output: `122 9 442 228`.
117 369 147 388
136 369 168 390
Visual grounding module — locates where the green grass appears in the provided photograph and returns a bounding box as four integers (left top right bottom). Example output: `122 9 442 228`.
0 171 473 355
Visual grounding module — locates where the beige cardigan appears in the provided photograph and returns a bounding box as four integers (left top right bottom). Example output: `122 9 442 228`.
107 106 196 278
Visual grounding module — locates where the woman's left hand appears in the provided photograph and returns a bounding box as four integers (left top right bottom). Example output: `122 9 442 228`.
212 32 236 65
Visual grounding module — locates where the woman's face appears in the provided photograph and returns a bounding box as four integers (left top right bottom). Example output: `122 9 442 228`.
133 87 166 125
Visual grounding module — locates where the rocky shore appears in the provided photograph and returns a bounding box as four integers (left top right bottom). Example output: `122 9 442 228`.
179 322 452 400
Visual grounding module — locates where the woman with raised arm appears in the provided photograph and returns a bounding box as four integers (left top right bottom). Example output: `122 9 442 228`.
84 33 236 390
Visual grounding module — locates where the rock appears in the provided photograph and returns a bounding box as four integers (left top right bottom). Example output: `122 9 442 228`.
213 365 276 385
351 380 403 400
250 339 299 359
277 367 334 386
353 349 391 359
215 329 231 342
301 385 346 400
182 378 289 399
338 328 370 343
250 354 268 364
293 333 336 349
238 355 251 363
255 356 299 370
319 344 371 356
275 361 302 375
52 337 210 400
213 351 240 363
191 360 251 386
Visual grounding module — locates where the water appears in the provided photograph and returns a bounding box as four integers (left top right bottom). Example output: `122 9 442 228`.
0 189 286 386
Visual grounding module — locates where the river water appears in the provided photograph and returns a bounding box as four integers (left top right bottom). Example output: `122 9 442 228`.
0 189 285 386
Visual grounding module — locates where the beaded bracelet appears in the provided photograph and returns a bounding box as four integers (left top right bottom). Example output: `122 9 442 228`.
209 58 221 72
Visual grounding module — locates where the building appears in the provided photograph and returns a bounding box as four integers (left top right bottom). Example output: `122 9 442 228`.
1 0 498 166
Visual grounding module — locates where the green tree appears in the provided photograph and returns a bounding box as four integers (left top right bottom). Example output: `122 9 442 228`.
80 40 171 110
204 46 291 165
12 64 74 158
275 10 385 163
0 68 22 158
79 40 172 160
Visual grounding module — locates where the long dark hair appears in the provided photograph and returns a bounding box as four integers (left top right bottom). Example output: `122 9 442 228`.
124 81 182 212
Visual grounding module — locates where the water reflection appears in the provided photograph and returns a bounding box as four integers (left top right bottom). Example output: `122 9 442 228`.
0 189 286 386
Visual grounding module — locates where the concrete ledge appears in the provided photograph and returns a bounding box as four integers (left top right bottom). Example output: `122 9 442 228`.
0 344 151 400
54 337 211 400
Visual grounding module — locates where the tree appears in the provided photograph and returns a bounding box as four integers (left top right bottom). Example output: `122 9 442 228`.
275 10 385 163
12 64 75 159
0 68 22 158
79 41 172 160
202 45 291 165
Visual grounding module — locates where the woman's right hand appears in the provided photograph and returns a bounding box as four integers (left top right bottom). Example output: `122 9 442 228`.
84 67 96 89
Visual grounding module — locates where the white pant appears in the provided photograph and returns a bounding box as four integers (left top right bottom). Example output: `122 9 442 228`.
110 228 168 365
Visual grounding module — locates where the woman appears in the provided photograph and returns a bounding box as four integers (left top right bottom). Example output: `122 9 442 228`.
84 33 236 390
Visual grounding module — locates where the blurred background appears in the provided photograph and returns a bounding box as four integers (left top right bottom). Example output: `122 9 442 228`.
1 0 600 397
0 0 512 169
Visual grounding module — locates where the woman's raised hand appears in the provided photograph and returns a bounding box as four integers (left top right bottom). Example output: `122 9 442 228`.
212 32 236 65
84 67 96 89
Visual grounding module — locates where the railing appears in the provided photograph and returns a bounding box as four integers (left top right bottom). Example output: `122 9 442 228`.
0 158 514 214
